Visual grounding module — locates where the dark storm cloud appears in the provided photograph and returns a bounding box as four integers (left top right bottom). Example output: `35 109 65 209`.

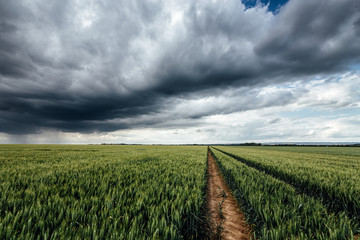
255 0 360 75
0 0 359 134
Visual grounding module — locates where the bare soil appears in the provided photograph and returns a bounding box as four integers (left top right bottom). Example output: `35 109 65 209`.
206 149 251 240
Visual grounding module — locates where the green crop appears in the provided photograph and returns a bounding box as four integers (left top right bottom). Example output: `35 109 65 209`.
2 144 358 239
214 146 360 221
0 145 207 239
210 147 358 239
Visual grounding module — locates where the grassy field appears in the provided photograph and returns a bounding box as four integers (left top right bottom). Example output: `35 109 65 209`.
0 144 359 239
212 146 360 239
214 146 360 218
0 145 207 239
211 147 359 239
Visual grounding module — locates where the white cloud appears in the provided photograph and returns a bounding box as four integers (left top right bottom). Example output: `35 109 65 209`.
297 72 360 108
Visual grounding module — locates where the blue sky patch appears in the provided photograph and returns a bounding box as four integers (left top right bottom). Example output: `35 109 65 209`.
242 0 290 14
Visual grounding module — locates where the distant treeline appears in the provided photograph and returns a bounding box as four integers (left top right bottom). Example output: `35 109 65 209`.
101 143 139 145
216 142 262 146
264 144 360 147
98 143 360 147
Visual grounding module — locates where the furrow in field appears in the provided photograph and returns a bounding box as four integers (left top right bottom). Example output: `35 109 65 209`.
206 148 251 240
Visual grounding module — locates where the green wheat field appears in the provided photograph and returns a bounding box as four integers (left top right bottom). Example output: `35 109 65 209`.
0 145 359 239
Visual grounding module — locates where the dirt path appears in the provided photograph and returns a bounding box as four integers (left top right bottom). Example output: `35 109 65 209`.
207 148 251 240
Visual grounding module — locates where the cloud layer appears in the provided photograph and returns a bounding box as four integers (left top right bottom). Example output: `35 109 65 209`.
0 0 360 142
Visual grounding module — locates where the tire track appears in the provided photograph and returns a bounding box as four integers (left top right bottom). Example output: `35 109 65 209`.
206 148 251 240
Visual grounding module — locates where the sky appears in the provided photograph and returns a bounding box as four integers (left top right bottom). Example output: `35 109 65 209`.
0 0 359 144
